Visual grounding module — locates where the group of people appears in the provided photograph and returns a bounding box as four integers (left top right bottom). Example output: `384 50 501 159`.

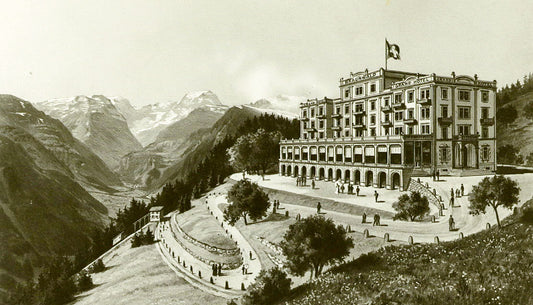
296 176 307 187
212 263 223 276
449 184 466 208
272 200 280 212
431 169 441 181
334 180 361 196
361 212 381 226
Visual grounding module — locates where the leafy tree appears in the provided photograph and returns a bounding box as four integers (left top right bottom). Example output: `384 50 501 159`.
392 191 430 221
228 134 255 175
280 215 354 279
242 267 292 305
526 152 533 166
523 101 533 120
497 145 523 165
469 175 520 228
76 271 93 291
224 179 270 225
497 106 518 126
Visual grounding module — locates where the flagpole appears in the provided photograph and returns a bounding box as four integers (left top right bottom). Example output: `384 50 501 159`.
384 38 388 71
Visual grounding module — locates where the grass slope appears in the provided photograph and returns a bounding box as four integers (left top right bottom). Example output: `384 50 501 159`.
497 91 533 156
281 201 533 305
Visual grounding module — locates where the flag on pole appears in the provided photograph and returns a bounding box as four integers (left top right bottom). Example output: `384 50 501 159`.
386 40 401 60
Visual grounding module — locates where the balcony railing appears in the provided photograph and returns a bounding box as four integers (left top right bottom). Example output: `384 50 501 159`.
331 125 342 131
453 134 480 141
352 123 365 129
404 118 418 125
480 117 495 126
418 98 432 105
392 102 405 109
438 117 453 125
331 113 342 118
305 127 317 132
353 110 365 116
382 120 393 127
381 105 392 112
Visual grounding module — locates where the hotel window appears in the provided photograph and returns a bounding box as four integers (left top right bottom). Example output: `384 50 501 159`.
370 128 376 136
302 110 307 118
311 108 315 117
441 105 449 117
458 107 471 119
345 105 350 114
355 129 363 137
420 88 430 99
482 127 489 138
370 101 376 110
408 109 414 119
345 88 350 98
344 130 350 137
482 91 489 102
407 91 414 103
319 107 324 116
311 121 315 128
440 146 450 163
407 126 414 135
355 86 363 95
441 88 449 100
458 125 471 135
394 93 402 103
303 122 307 129
481 146 490 161
345 118 350 125
394 127 403 135
355 103 364 112
384 98 390 106
384 114 390 122
481 107 489 119
459 90 470 101
370 115 376 125
303 133 308 139
421 107 430 120
394 111 404 121
441 127 448 139
319 132 324 139
336 107 341 114
421 125 430 134
319 120 324 129
370 83 376 93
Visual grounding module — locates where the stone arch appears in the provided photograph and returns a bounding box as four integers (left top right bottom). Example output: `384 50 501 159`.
378 172 387 188
336 169 342 181
391 172 401 190
354 170 361 184
319 168 325 180
301 166 307 177
294 165 299 177
310 166 316 179
366 171 373 186
328 168 333 181
287 165 292 177
280 164 286 175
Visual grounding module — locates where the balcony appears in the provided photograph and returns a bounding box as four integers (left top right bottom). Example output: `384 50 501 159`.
317 114 326 119
331 113 342 118
382 120 393 127
480 117 495 126
404 118 418 125
438 117 453 125
305 127 317 132
301 117 309 121
418 98 432 105
453 134 480 141
352 123 365 129
353 110 365 116
392 102 405 109
331 125 342 131
381 105 392 112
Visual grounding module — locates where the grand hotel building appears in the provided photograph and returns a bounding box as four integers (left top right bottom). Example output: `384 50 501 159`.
279 68 497 190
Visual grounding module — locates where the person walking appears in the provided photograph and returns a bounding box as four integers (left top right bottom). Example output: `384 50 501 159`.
249 251 253 260
317 202 321 214
362 212 367 223
432 170 436 181
456 188 460 198
373 214 380 226
218 264 222 276
436 170 440 181
461 184 465 196
450 196 454 208
356 185 360 196
374 190 379 203
311 180 315 189
341 184 345 193
448 215 455 231
242 265 245 275
450 188 454 198
296 177 299 187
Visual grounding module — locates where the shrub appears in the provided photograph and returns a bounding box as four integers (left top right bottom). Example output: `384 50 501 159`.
242 267 292 305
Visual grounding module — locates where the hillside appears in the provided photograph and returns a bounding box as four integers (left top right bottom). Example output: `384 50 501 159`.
117 107 225 189
0 95 122 190
497 90 533 158
0 131 108 297
36 95 143 169
280 201 533 305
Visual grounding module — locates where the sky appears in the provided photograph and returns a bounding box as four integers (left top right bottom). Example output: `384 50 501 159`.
0 0 531 107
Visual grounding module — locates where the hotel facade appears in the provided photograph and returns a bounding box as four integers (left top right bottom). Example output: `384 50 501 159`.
279 68 497 190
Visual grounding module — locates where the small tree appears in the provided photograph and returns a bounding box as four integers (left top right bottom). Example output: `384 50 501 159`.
497 145 523 165
280 215 353 279
523 101 533 120
469 175 520 228
242 267 291 305
497 105 518 126
392 191 430 221
76 271 93 292
224 179 270 225
90 259 105 273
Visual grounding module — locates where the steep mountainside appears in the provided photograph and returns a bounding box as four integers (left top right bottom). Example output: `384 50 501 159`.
0 95 121 190
497 91 533 157
117 107 226 189
152 105 262 189
36 95 143 169
127 91 228 146
0 129 108 294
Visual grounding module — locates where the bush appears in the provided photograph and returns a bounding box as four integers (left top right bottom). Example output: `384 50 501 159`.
89 259 105 273
242 267 292 305
76 271 93 291
131 228 155 248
